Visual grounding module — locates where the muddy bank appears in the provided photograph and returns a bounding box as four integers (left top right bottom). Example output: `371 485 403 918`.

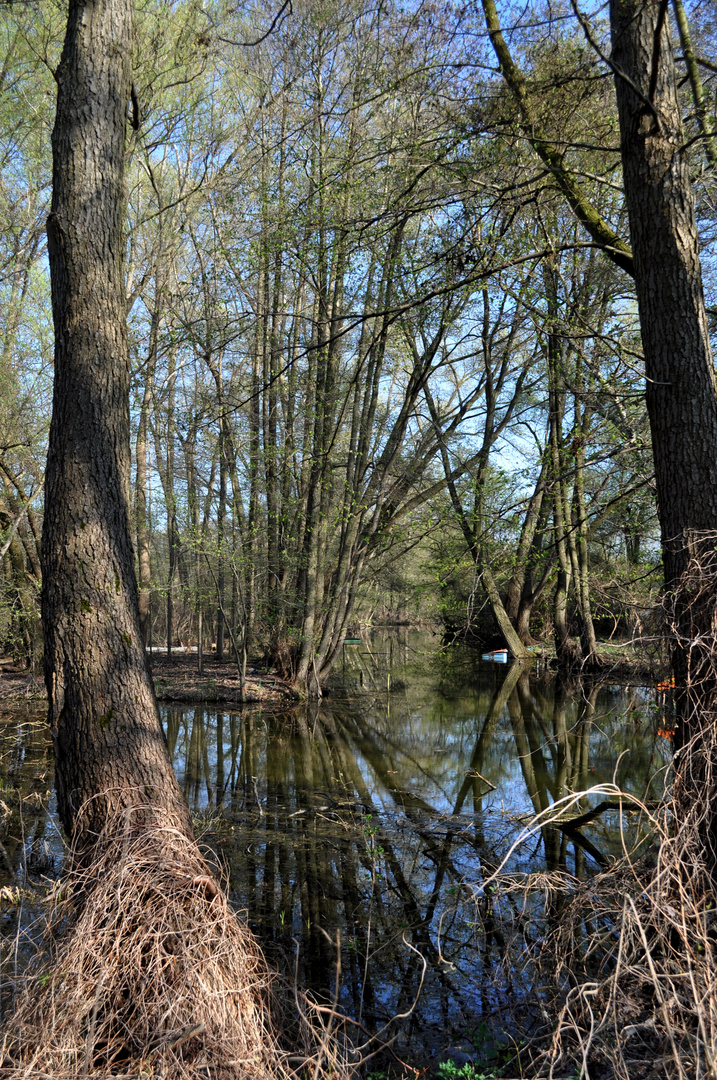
0 640 665 707
0 653 299 707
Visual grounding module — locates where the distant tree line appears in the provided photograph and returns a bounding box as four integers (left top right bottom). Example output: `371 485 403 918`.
2 0 716 691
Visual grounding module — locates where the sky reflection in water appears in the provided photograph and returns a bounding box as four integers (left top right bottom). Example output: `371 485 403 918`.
0 631 670 1063
161 630 669 1062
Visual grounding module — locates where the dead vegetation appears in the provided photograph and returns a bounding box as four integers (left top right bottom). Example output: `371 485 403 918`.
461 771 716 1078
0 803 351 1080
466 536 717 1078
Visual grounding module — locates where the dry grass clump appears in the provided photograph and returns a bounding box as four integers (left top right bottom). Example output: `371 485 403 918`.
543 794 716 1079
491 535 717 1078
465 781 715 1078
1 804 345 1080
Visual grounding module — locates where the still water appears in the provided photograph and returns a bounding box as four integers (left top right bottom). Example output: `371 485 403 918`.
0 631 670 1063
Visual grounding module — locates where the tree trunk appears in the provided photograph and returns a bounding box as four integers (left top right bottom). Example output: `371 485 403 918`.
134 315 156 647
624 525 641 565
610 0 717 738
216 425 227 662
42 0 192 847
185 418 204 674
571 378 598 661
515 489 555 644
610 0 717 582
505 461 546 622
165 348 177 656
545 264 580 668
245 334 261 659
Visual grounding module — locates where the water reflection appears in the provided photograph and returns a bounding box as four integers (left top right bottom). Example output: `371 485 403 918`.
0 633 669 1060
0 711 55 883
161 633 668 1060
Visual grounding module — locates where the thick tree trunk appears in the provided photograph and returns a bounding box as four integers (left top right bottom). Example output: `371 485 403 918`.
610 1 717 584
610 0 717 745
42 0 192 846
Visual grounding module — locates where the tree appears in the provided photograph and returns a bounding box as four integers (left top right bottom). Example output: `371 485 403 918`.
42 0 193 844
8 1 300 1074
482 0 717 736
608 0 717 586
606 0 717 752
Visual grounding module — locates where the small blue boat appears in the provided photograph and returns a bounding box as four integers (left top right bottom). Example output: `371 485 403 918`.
482 649 508 663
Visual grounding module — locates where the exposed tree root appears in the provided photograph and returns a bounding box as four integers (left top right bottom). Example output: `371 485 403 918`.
1 806 349 1080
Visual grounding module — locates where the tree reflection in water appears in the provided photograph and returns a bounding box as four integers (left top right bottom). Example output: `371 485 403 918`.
0 634 668 1060
162 634 668 1062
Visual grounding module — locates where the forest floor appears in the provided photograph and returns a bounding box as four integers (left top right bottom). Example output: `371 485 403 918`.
150 651 299 705
573 640 665 681
0 651 299 707
0 639 664 707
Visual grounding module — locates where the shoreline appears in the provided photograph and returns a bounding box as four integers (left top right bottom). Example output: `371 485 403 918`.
0 653 299 708
0 643 667 708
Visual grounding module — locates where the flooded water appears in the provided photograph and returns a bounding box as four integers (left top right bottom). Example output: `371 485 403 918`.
0 630 670 1064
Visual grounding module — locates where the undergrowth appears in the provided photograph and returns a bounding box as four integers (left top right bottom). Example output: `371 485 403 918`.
0 804 351 1080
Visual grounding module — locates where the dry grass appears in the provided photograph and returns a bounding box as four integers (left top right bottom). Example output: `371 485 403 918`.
1 803 350 1080
463 778 716 1078
543 788 716 1080
466 535 717 1078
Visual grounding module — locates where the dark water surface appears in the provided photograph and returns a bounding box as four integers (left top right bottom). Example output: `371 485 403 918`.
0 631 670 1063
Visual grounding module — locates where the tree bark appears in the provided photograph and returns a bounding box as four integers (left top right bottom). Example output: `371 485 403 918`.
544 262 580 667
134 313 157 647
610 0 717 745
610 0 717 587
571 370 598 661
42 0 192 847
216 423 227 662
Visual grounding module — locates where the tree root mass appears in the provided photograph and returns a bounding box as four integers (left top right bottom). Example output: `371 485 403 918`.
1 810 342 1080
